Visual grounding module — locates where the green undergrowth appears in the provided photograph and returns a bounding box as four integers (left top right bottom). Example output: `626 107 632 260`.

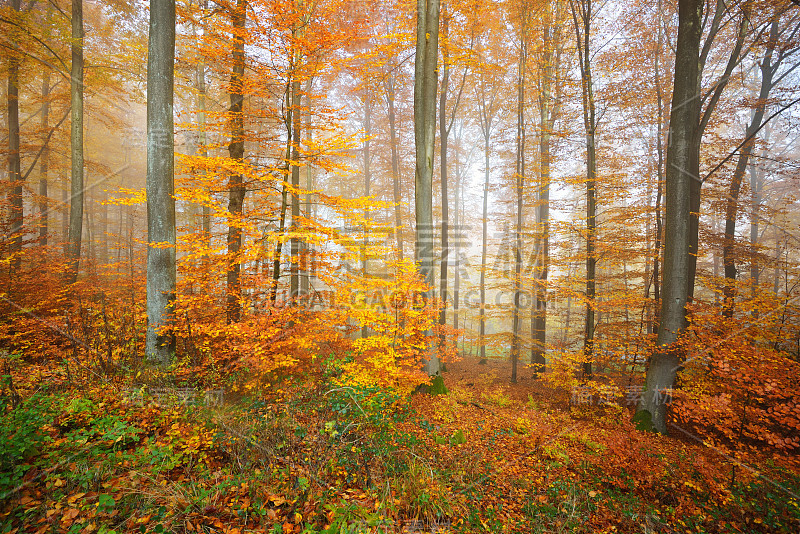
2 364 799 533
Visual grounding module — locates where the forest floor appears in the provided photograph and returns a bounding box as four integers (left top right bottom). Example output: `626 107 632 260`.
1 355 799 534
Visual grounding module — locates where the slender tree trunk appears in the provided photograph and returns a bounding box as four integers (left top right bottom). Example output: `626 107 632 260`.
67 0 84 283
452 123 461 332
688 1 748 299
651 0 665 335
62 182 68 248
414 0 440 376
39 65 51 247
479 128 489 363
100 188 108 263
532 0 559 373
638 0 703 434
438 10 450 345
302 77 313 298
145 0 177 364
271 82 294 305
7 0 22 273
226 0 246 323
571 0 596 379
271 183 288 304
511 18 526 383
722 17 777 318
289 76 301 300
196 0 211 247
361 94 371 338
749 157 762 309
385 72 404 259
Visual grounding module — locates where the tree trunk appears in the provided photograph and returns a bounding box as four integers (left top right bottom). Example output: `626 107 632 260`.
67 0 84 283
571 0 596 379
39 64 51 247
271 81 295 305
196 0 211 248
722 17 777 318
302 77 313 297
511 17 526 383
532 0 559 373
453 122 461 332
414 0 440 375
479 126 489 363
7 0 21 273
688 1 748 300
226 0 246 323
361 94 371 338
289 76 301 300
385 72 404 259
438 10 450 346
749 158 761 309
145 0 177 365
651 0 664 335
638 0 703 434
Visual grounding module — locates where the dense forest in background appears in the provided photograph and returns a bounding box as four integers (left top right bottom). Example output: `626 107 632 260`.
2 0 800 532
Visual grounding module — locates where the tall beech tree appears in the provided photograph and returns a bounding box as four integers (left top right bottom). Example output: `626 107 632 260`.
638 0 703 434
531 0 562 373
145 0 177 364
7 0 21 273
510 2 528 383
570 0 598 379
226 0 246 322
414 0 441 376
66 0 84 283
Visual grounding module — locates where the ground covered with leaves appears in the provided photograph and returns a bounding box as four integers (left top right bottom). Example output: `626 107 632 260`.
1 356 799 534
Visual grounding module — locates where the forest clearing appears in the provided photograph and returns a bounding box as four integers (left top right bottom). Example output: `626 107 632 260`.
1 0 800 531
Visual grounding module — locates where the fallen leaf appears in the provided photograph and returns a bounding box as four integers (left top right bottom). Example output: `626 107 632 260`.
67 492 86 504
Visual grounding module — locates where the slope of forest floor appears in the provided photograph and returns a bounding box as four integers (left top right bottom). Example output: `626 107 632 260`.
1 355 799 534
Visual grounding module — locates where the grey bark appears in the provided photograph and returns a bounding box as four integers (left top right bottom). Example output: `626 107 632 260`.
145 0 177 365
